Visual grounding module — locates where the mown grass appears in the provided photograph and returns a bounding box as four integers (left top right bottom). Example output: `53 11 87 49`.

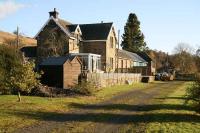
0 82 152 133
145 82 200 133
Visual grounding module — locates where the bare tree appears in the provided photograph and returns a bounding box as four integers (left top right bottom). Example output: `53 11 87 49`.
196 47 200 57
173 43 195 54
172 43 197 74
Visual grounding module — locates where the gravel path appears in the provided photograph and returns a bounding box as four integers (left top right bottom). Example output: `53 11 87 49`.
16 81 185 133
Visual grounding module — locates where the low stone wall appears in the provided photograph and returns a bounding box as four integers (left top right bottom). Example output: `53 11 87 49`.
175 74 196 81
87 73 141 88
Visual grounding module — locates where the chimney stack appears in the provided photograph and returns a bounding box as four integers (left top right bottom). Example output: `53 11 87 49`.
49 8 59 19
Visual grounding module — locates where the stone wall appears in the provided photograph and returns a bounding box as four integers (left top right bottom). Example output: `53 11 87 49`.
37 19 69 61
87 73 141 88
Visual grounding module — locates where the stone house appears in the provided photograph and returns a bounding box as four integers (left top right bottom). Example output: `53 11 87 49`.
33 8 153 75
34 8 117 72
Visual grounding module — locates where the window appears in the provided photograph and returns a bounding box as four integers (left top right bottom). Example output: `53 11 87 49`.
121 60 123 73
110 57 114 69
73 40 75 50
94 49 97 53
110 36 114 48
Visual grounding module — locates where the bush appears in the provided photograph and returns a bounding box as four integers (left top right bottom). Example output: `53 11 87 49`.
30 85 74 97
74 80 96 96
186 74 200 112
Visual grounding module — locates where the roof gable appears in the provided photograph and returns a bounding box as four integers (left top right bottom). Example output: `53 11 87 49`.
136 52 152 62
71 56 83 65
34 17 74 39
79 23 113 40
68 24 78 32
107 26 118 42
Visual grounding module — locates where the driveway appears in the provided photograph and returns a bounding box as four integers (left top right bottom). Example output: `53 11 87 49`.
16 81 186 133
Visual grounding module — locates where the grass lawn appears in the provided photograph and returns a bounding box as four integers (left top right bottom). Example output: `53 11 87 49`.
145 82 200 133
53 81 197 133
0 82 153 133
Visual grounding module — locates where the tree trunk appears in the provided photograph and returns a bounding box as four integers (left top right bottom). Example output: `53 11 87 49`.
18 91 21 102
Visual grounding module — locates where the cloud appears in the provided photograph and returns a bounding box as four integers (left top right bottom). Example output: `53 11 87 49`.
0 1 25 19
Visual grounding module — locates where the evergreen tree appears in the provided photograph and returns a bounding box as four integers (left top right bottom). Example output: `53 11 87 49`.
121 13 147 52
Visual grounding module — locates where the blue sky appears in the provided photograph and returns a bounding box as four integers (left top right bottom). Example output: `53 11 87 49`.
0 0 200 53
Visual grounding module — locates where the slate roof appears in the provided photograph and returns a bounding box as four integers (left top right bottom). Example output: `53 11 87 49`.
136 52 152 62
35 15 114 41
57 19 71 27
118 49 147 63
40 55 76 66
57 19 79 33
79 23 113 40
67 24 78 32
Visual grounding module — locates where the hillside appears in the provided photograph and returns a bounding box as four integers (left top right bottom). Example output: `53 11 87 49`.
0 31 36 47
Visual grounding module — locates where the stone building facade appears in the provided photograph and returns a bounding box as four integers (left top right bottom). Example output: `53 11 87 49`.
34 8 153 75
35 8 117 72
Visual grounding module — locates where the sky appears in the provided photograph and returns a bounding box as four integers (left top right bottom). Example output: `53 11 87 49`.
0 0 200 53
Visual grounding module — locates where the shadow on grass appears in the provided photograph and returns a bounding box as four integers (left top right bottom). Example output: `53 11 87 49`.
69 103 195 111
3 109 200 124
155 96 189 100
3 102 199 124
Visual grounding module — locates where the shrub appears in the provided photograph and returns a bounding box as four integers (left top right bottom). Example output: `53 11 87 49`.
186 74 200 112
74 80 96 96
31 85 72 97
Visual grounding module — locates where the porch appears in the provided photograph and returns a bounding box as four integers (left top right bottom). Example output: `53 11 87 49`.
71 53 102 73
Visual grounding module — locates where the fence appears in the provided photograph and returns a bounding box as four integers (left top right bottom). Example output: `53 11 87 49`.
86 73 141 88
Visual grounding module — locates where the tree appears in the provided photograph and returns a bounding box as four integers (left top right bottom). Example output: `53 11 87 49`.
195 47 200 72
186 47 200 113
0 45 40 101
121 13 147 52
173 43 194 54
171 43 197 74
9 61 41 102
186 74 200 112
0 45 22 94
147 50 169 72
196 47 200 57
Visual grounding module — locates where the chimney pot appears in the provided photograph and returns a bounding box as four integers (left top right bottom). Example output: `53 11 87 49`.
49 8 59 19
